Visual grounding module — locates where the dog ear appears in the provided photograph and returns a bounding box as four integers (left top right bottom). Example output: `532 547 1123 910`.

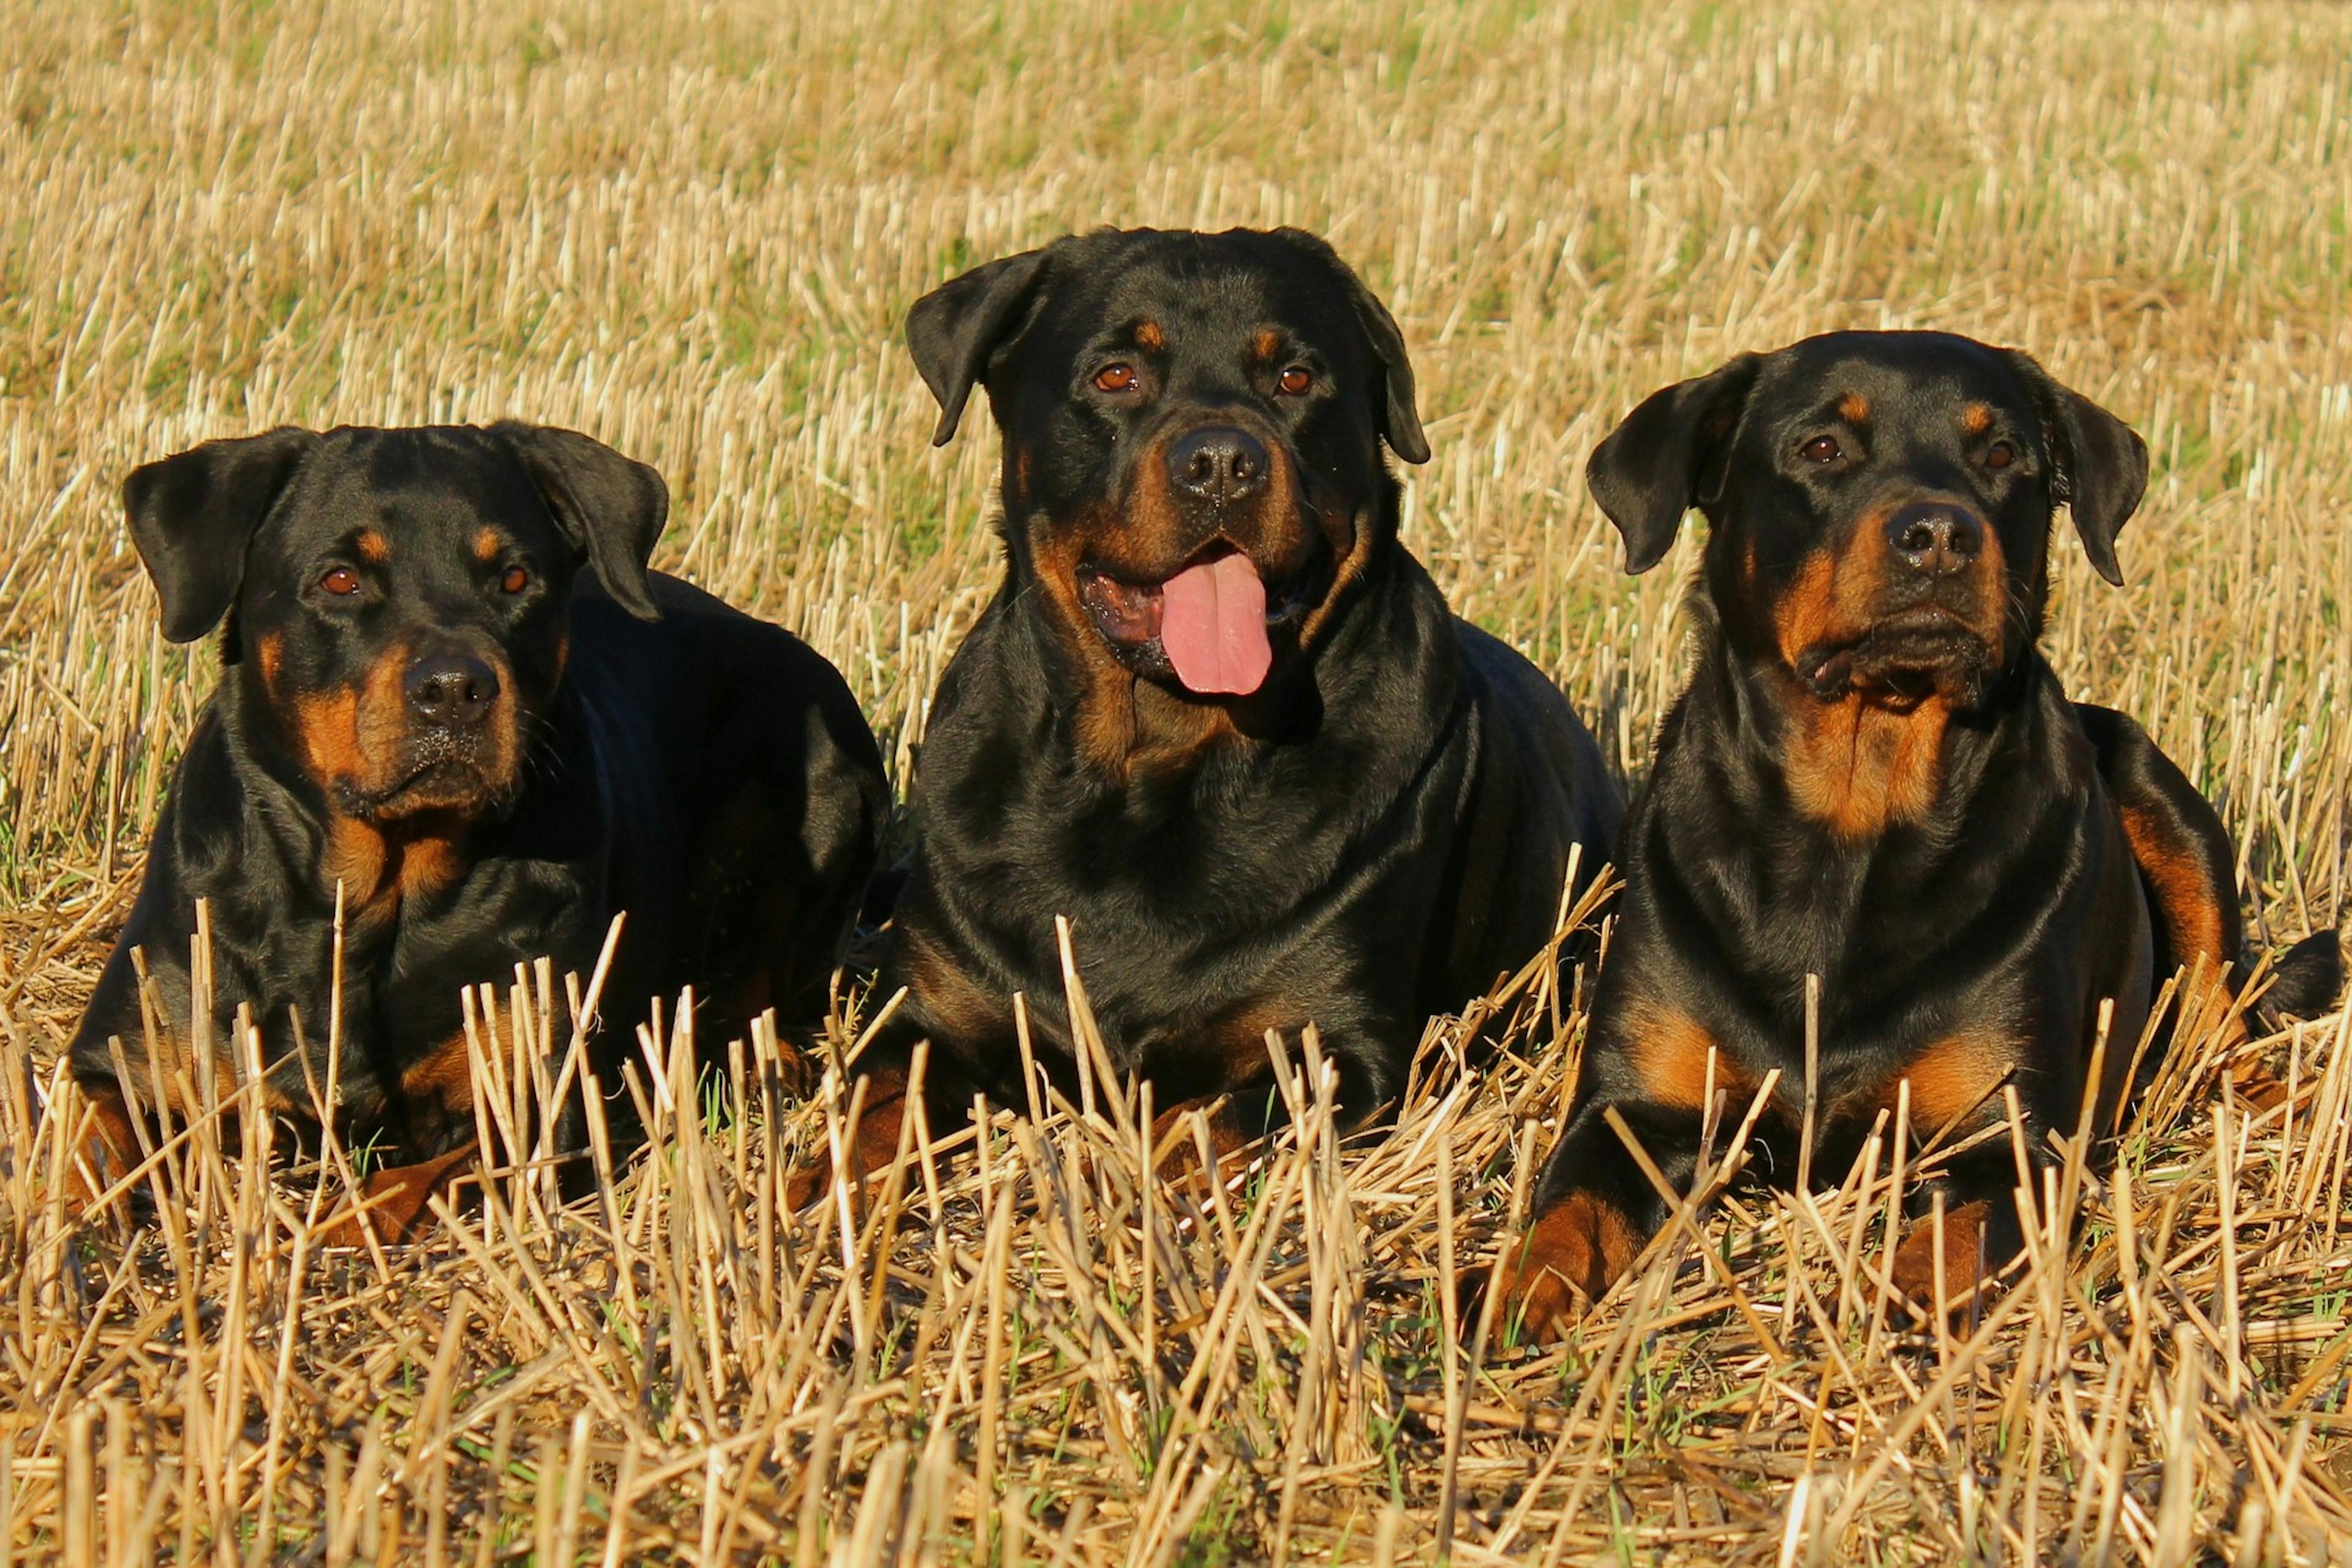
1585 355 1761 575
1274 228 1430 465
123 428 320 643
1346 275 1431 465
906 248 1054 447
2000 351 2147 587
492 423 668 620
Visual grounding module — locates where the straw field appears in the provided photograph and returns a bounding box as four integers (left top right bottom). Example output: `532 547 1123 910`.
4 1 2351 1561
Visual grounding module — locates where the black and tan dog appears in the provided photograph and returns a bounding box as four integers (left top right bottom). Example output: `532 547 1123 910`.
792 227 1620 1200
1492 332 2343 1338
70 423 888 1233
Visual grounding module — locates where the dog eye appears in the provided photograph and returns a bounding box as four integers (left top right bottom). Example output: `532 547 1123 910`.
321 567 361 596
1093 363 1137 393
1277 365 1313 396
500 567 530 595
1984 440 2015 470
1800 435 1842 464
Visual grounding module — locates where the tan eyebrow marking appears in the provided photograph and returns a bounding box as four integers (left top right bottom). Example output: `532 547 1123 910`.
1961 402 1994 434
472 527 502 563
356 530 390 564
1838 393 1870 423
1253 328 1283 361
1135 320 1164 351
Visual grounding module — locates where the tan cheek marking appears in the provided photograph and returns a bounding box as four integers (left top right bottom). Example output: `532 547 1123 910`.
1838 393 1870 424
1774 514 1898 671
256 632 284 691
1027 522 1137 775
1972 516 2007 668
292 687 364 786
293 646 421 800
356 530 389 564
356 647 413 768
1772 526 1962 838
1775 549 1841 669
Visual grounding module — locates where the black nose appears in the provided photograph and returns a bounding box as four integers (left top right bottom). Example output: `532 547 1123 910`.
404 653 500 727
1886 503 1985 576
1167 426 1269 505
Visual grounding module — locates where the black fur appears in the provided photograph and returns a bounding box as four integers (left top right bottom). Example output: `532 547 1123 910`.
799 227 1618 1198
1496 332 2339 1336
74 424 888 1193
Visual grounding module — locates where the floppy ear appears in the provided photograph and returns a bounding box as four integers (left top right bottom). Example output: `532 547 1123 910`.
123 428 319 643
1338 287 1429 469
2000 351 2147 587
905 248 1054 447
492 423 668 620
1585 355 1761 575
1347 279 1430 464
1274 228 1429 464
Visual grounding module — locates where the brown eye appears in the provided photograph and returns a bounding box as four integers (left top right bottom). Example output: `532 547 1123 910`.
500 566 529 594
1093 363 1137 393
1985 440 2015 470
321 567 360 596
1277 365 1313 396
1801 435 1842 464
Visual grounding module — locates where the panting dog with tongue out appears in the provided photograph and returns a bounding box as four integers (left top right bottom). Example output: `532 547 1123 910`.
790 227 1621 1204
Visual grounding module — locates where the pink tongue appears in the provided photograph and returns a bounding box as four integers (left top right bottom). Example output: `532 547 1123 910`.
1159 552 1272 696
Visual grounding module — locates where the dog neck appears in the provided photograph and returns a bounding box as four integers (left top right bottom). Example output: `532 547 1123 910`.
1695 597 2045 846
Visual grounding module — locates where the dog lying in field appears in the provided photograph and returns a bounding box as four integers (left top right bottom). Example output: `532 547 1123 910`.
69 422 888 1235
1490 331 2345 1339
790 227 1621 1203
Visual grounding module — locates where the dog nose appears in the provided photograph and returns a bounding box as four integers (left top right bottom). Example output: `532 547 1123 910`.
1168 426 1269 505
1886 503 1985 576
404 653 500 727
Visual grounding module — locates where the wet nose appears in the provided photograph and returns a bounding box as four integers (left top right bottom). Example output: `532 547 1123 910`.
404 653 500 728
1886 503 1985 576
1167 426 1270 505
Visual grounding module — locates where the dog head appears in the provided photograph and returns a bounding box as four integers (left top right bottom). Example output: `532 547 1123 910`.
1588 331 2147 710
908 226 1428 709
126 421 665 823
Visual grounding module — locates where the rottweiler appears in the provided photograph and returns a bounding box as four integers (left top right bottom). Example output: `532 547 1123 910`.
69 422 888 1232
790 227 1621 1201
1491 331 2345 1338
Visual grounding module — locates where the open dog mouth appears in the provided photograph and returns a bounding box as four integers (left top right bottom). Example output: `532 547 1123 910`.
1794 607 1994 704
1077 545 1320 697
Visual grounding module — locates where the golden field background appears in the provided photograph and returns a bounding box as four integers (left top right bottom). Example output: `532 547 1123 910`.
2 1 2350 1562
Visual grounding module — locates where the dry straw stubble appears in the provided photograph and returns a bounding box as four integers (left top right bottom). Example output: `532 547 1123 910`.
2 0 2351 1562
